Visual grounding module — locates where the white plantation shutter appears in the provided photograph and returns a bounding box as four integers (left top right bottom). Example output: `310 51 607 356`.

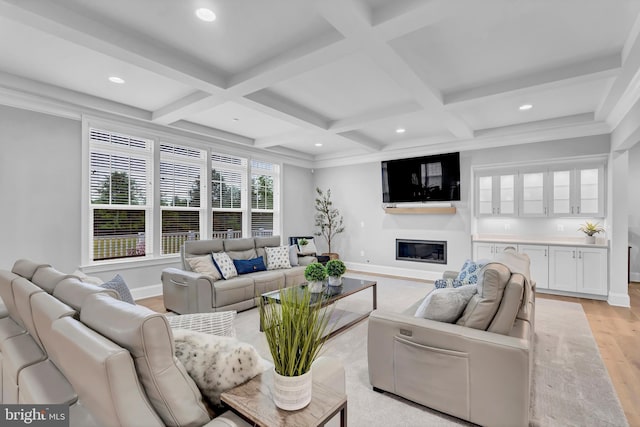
212 154 246 237
160 143 206 254
89 129 152 261
250 160 279 236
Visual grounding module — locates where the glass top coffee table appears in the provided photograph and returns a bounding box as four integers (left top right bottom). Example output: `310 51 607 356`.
261 277 377 339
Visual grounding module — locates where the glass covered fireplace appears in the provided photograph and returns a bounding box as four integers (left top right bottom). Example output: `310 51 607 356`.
396 239 447 264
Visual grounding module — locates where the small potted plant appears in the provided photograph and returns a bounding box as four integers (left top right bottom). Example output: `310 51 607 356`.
297 238 310 253
326 259 346 287
304 262 327 293
578 221 604 244
259 287 331 410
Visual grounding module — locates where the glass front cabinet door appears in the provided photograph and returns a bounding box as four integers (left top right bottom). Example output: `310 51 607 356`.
549 165 604 217
519 171 547 216
475 173 516 216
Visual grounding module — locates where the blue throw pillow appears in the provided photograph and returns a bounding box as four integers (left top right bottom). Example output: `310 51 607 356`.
101 274 135 305
434 278 463 289
233 257 267 275
455 260 487 285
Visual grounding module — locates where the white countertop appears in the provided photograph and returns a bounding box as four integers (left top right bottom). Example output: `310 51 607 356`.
472 234 609 249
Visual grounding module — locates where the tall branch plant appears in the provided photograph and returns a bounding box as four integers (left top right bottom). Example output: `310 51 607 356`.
314 187 345 254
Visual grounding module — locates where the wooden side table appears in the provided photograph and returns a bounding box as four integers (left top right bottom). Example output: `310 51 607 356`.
221 369 347 427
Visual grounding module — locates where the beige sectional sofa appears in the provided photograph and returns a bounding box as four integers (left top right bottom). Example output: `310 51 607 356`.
162 236 314 314
367 262 535 427
0 259 345 427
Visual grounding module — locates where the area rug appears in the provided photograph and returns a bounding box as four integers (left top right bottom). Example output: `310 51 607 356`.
230 274 628 427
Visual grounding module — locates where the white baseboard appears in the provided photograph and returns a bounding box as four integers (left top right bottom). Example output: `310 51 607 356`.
630 272 640 282
607 292 631 307
131 284 163 301
345 262 441 281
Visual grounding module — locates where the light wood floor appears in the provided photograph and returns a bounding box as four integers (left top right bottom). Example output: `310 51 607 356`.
138 281 640 426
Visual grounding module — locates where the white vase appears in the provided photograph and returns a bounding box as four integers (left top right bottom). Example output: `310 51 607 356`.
308 281 324 293
585 235 596 244
272 368 312 411
328 275 342 287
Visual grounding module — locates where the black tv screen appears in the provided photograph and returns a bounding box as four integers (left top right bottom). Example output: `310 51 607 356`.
382 152 461 203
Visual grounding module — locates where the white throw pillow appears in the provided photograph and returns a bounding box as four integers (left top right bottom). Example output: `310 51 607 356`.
173 329 263 406
211 252 238 280
298 238 318 255
414 285 478 323
265 246 291 270
187 255 222 281
288 245 299 266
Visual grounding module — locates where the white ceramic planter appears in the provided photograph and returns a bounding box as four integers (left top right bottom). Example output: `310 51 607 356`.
585 235 596 244
308 281 324 293
272 368 312 411
328 276 342 287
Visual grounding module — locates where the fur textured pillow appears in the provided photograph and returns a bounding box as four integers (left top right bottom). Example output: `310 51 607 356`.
173 329 264 406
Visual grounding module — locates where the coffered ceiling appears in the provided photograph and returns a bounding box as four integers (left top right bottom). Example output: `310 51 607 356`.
1 0 639 166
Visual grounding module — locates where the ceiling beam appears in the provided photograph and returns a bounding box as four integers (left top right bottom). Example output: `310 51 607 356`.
445 53 621 106
329 101 422 133
596 12 640 124
337 131 384 151
0 0 228 93
317 0 474 139
152 92 227 125
169 120 254 146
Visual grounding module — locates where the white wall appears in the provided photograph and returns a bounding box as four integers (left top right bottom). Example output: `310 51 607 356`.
629 143 640 281
0 105 312 295
282 164 316 240
312 135 610 279
0 105 82 272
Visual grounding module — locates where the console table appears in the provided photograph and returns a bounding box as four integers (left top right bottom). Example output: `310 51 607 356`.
221 369 347 426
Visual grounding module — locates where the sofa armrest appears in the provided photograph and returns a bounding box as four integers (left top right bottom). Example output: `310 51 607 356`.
161 268 216 314
368 310 530 427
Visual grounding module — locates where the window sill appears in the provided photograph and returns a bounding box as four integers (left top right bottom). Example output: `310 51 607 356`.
80 255 181 274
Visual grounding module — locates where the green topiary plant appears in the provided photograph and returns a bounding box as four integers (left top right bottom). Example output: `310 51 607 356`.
304 262 327 282
326 259 346 277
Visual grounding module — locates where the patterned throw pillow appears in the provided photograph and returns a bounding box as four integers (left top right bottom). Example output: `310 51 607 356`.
265 246 292 270
187 255 222 281
211 252 238 280
434 278 463 289
101 274 135 305
455 259 486 285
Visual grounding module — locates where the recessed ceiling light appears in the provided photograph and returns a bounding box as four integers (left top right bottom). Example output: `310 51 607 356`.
396 128 406 134
196 8 216 22
519 104 533 111
315 143 323 147
108 76 125 84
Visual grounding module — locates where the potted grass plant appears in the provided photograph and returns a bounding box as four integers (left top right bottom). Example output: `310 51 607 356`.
578 221 604 244
259 287 332 410
326 259 346 287
304 262 327 293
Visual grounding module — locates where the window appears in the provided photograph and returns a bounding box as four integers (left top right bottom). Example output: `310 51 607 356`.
211 154 246 239
160 143 206 254
85 124 282 263
251 160 279 237
89 129 151 261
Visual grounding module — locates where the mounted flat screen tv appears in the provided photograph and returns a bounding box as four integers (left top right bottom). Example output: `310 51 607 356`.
382 152 461 203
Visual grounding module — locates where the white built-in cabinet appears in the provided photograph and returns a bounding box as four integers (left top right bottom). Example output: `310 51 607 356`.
473 242 514 260
472 241 607 298
475 162 605 218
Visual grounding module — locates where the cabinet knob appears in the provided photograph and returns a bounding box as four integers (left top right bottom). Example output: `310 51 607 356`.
577 206 580 214
572 250 576 258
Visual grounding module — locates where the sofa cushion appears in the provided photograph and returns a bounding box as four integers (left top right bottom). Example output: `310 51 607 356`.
265 246 291 270
101 274 136 305
11 260 50 281
186 255 222 281
414 285 477 323
53 278 119 311
223 238 255 252
212 252 238 280
32 267 76 294
226 248 258 261
488 273 525 335
0 270 22 324
233 257 267 275
173 329 263 406
455 259 486 285
456 263 511 330
80 293 210 427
